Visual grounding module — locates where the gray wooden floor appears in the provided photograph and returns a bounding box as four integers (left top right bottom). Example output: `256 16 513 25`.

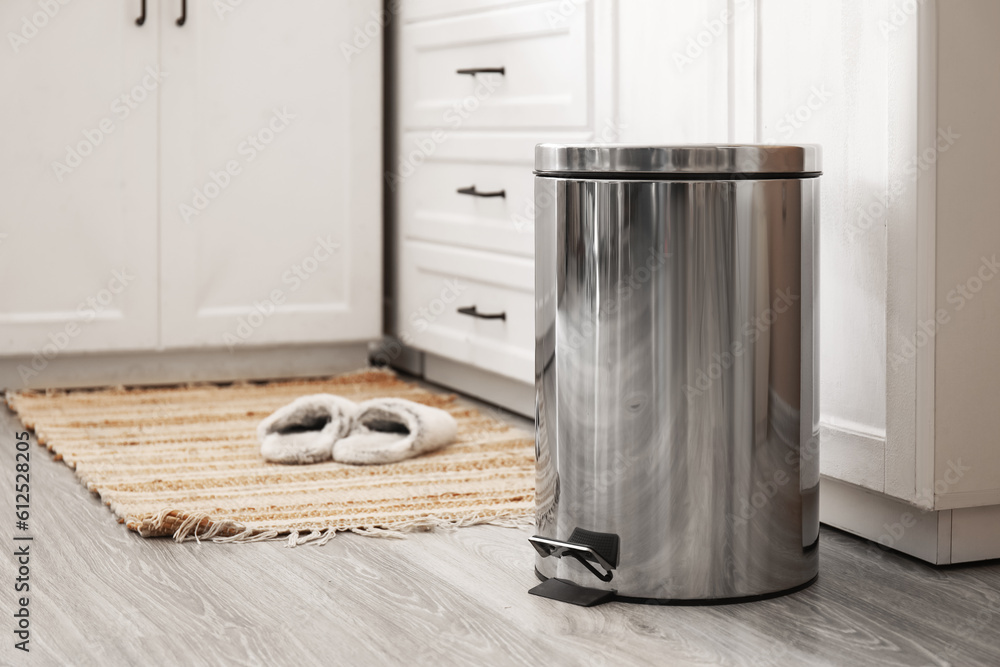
2 402 1000 667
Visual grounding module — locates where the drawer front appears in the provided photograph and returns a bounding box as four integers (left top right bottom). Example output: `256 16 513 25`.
400 1 589 130
401 0 530 23
394 129 595 166
398 241 533 384
399 151 535 257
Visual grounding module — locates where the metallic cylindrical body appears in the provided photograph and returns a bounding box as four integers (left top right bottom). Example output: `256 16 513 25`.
533 144 820 602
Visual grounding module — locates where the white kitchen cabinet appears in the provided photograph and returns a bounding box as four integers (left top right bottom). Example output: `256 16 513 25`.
0 0 382 384
598 0 1000 563
752 2 894 489
391 0 614 413
0 1 159 356
742 0 1000 564
159 0 381 348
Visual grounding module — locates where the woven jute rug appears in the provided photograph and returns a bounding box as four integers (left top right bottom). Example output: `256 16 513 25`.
5 369 535 545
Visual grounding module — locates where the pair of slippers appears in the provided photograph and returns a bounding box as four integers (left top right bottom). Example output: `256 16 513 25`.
258 395 458 465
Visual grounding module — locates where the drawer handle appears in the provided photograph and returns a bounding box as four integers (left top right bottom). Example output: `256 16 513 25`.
456 67 505 76
457 185 506 198
457 306 506 321
136 0 146 26
176 0 187 26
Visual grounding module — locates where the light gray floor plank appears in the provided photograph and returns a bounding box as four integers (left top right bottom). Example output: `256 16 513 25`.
2 403 999 667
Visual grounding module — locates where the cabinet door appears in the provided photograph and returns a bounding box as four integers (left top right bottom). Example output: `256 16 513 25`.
0 1 159 359
158 0 382 349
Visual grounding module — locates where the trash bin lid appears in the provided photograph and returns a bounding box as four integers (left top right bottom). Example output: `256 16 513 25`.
534 144 821 178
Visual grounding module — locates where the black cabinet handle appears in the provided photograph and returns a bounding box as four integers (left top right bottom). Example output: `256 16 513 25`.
136 0 146 26
457 185 506 198
456 67 505 76
457 306 506 321
176 0 186 26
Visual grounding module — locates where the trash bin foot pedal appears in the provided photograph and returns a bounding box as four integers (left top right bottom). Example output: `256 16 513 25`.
566 528 619 567
528 529 620 582
529 578 616 607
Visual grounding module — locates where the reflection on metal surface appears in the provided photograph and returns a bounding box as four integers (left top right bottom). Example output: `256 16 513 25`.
534 143 822 175
534 175 819 601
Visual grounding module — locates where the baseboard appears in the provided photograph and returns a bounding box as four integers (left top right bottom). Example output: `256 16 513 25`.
821 476 1000 564
821 476 946 563
423 353 533 418
950 505 1000 562
0 343 370 391
819 422 886 493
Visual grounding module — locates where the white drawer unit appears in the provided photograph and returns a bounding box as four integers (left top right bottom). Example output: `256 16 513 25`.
399 241 534 385
399 0 590 130
398 136 536 256
392 0 615 413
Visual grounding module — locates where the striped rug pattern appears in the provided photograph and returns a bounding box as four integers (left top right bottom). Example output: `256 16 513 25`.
6 369 535 544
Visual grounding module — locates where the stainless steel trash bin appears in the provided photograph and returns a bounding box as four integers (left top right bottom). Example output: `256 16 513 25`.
530 144 820 605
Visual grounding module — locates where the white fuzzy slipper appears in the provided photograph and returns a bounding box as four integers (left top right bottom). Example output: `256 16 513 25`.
258 394 359 464
332 398 458 465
